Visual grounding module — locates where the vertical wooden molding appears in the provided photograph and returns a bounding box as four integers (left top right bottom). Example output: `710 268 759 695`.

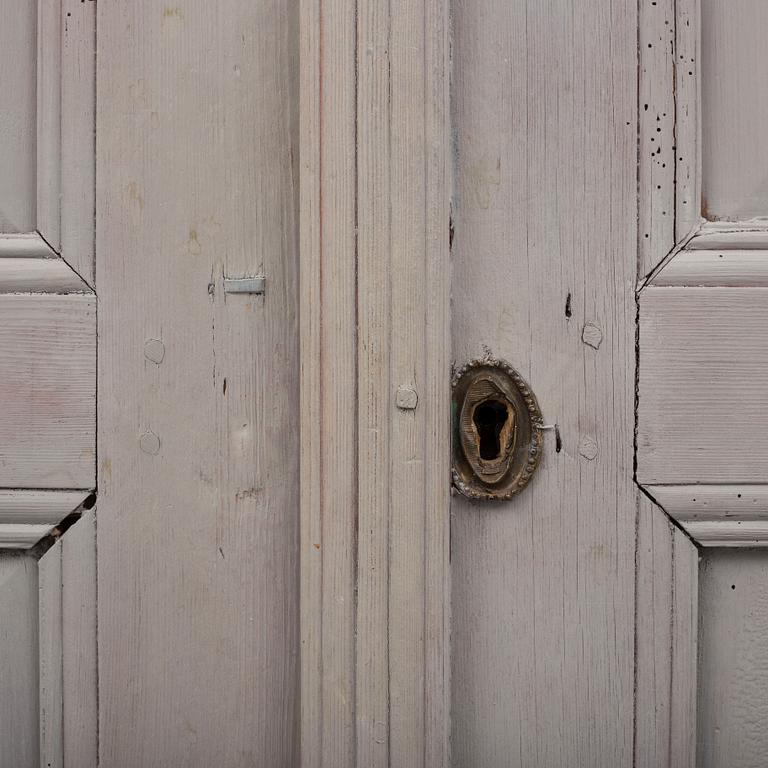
675 0 701 241
60 0 96 286
638 0 702 276
37 0 62 251
300 0 451 763
634 495 698 768
638 0 676 278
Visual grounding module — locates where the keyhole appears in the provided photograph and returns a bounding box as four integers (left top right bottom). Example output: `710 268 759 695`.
473 400 509 460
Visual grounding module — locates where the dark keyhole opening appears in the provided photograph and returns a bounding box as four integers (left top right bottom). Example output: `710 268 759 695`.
473 400 509 460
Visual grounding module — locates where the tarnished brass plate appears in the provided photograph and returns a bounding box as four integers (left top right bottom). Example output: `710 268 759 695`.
452 357 543 500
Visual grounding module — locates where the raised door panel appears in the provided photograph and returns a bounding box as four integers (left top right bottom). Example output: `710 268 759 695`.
637 1 768 765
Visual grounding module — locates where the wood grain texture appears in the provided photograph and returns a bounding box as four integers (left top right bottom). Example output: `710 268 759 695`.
639 0 702 276
37 0 96 282
97 1 299 765
60 0 95 286
38 513 97 768
39 539 64 768
635 495 698 768
639 0 676 277
38 0 62 249
0 552 40 767
688 221 768 250
300 0 450 763
701 0 768 220
61 510 97 767
0 294 95 489
0 257 90 292
698 550 768 767
450 0 636 764
0 0 37 233
638 286 768 484
299 0 356 762
653 250 768 286
0 233 57 259
0 489 89 523
651 484 768 519
676 0 701 238
649 485 768 545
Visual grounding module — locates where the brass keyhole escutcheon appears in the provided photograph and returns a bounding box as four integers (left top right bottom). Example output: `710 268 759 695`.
452 358 543 500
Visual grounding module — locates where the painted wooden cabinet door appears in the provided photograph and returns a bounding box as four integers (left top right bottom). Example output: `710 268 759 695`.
6 1 768 766
0 1 299 766
302 1 768 768
0 1 97 766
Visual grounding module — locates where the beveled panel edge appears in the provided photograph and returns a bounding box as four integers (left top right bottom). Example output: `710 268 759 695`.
646 484 768 547
0 489 91 549
0 234 93 293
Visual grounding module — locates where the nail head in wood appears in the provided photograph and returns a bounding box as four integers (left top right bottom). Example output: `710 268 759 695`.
395 385 418 411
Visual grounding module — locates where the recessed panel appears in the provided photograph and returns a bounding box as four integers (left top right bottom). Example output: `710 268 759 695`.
699 550 768 767
0 0 37 232
703 0 768 220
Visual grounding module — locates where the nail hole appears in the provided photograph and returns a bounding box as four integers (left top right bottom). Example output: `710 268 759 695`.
473 400 509 460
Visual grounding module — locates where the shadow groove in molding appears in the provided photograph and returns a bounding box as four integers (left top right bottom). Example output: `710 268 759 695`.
0 490 93 549
0 233 92 294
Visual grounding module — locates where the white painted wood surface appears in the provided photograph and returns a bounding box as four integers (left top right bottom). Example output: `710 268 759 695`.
97 1 299 764
701 0 768 220
0 0 37 233
0 552 39 767
647 485 768 545
635 495 698 768
698 550 768 767
0 232 58 259
300 0 450 763
0 293 95 489
39 539 64 768
636 10 703 749
689 221 768 250
60 0 96 286
676 0 701 239
450 0 636 764
638 285 768 484
0 257 90 293
61 510 97 767
653 250 768 286
37 0 62 251
37 511 97 768
37 0 96 283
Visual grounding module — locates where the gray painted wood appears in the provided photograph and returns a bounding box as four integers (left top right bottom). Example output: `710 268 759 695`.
39 539 64 768
701 0 768 220
0 293 95 489
638 286 768 484
97 1 299 764
649 485 768 546
635 496 698 768
0 0 36 233
0 552 39 768
62 510 97 767
450 0 636 764
698 550 768 767
60 0 96 286
300 0 450 763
